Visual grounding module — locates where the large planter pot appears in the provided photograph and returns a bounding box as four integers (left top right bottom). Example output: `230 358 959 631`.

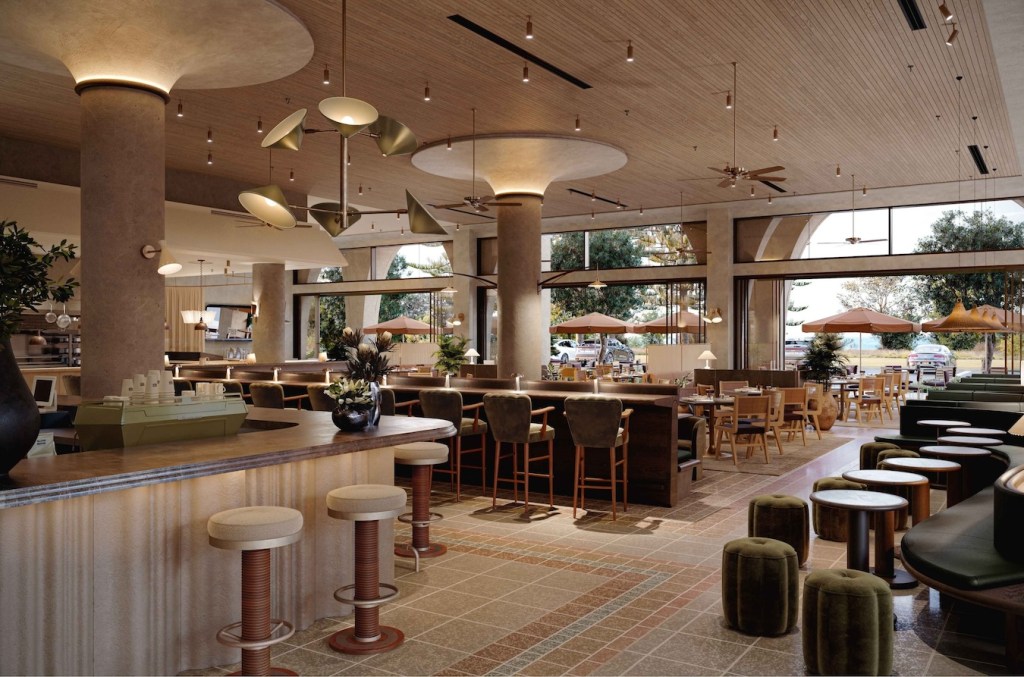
815 390 839 431
0 337 41 480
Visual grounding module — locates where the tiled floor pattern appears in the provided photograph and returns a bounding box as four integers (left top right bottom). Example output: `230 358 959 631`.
187 418 1011 676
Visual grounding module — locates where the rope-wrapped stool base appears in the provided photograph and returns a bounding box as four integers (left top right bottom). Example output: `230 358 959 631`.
395 465 446 559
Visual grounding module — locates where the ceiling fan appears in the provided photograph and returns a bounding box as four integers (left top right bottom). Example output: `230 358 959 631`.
431 108 522 213
686 63 787 189
819 173 886 245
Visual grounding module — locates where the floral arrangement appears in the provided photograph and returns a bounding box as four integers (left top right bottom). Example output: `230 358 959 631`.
325 377 374 411
339 327 395 382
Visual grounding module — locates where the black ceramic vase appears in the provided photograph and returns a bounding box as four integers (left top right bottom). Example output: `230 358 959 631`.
332 407 369 432
0 338 41 480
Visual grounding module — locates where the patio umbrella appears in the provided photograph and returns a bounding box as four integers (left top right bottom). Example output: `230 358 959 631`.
802 307 918 371
362 315 434 335
549 312 633 334
974 304 1023 332
920 301 1001 333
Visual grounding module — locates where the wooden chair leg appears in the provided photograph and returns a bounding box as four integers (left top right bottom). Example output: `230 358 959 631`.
548 440 555 508
572 445 582 519
622 442 629 512
523 443 530 508
609 446 617 521
491 440 502 508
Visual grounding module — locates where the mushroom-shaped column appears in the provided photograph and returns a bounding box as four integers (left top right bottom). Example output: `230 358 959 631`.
413 134 626 379
0 0 313 397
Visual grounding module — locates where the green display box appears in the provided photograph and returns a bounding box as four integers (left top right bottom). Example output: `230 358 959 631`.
74 395 249 451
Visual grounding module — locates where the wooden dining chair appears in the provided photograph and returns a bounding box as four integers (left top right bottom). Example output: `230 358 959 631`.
803 384 824 440
879 372 897 421
780 386 809 445
764 390 786 456
848 377 883 423
714 395 770 466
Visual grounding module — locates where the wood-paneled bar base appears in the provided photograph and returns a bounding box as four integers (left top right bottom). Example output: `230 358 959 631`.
0 410 455 676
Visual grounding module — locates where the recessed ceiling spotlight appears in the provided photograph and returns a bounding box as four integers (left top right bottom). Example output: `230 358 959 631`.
616 198 623 209
590 190 596 201
590 210 595 220
938 2 953 21
257 115 263 134
522 61 529 82
289 168 295 181
526 14 533 39
862 185 868 196
626 39 634 62
772 124 779 141
749 185 755 197
446 135 452 150
725 91 732 110
207 151 213 165
835 164 841 177
207 127 213 143
767 194 773 205
176 100 183 118
358 183 363 196
323 65 330 85
639 204 644 215
423 81 431 101
574 114 581 131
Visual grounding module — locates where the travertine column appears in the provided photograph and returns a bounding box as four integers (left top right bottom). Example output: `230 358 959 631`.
252 263 287 363
705 207 734 366
80 85 165 398
496 195 544 379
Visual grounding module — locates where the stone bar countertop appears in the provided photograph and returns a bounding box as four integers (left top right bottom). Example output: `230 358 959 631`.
0 409 455 509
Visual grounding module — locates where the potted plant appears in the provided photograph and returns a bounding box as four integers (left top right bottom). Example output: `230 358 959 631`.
433 334 470 376
802 332 848 431
325 377 374 431
0 220 78 480
333 326 395 427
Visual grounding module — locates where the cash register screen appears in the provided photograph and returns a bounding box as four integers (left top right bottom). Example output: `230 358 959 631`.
33 376 57 411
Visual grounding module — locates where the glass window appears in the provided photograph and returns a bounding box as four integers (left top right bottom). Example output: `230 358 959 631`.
542 222 707 271
893 200 1024 254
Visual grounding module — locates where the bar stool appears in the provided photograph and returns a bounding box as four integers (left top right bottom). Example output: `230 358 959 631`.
564 395 633 520
483 392 556 511
393 441 449 568
326 484 407 655
419 388 488 501
207 506 303 676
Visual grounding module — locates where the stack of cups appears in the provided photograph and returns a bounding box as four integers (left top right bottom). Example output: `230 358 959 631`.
159 372 176 404
131 374 147 405
146 370 162 404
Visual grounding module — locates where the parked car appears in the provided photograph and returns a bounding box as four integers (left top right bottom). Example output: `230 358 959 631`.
551 339 579 363
907 343 956 369
784 339 811 364
577 338 635 364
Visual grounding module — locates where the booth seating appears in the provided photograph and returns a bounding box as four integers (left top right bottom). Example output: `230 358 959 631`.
677 416 705 490
899 445 1024 670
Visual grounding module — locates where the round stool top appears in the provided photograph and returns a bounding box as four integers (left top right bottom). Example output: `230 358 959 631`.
804 567 890 594
842 469 928 486
723 536 797 559
809 489 907 512
945 427 1005 437
937 435 1002 448
920 445 992 458
750 493 807 509
880 457 960 473
918 419 970 428
393 441 449 466
327 484 407 521
208 506 303 551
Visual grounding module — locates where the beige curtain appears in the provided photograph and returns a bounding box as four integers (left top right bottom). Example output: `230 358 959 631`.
165 287 205 352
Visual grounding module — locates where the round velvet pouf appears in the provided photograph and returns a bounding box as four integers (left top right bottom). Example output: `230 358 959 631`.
812 477 867 541
859 442 901 470
747 494 809 566
722 537 799 636
802 569 893 676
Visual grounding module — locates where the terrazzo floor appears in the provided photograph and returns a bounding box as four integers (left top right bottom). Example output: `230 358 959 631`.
185 418 1010 676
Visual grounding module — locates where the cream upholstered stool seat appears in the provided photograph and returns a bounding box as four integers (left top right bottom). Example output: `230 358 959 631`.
393 441 449 565
207 506 303 677
326 484 407 655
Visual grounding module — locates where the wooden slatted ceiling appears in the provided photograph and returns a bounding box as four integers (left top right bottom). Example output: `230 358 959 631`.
0 0 1016 228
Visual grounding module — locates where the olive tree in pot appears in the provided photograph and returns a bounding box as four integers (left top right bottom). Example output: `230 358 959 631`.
802 332 847 431
0 220 78 480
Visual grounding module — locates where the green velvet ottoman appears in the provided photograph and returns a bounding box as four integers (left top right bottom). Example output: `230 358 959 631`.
747 494 809 566
802 569 893 676
875 448 920 467
859 442 901 470
812 477 867 542
722 537 799 636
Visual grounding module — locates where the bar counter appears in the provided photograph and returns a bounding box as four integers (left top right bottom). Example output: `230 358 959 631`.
0 410 455 676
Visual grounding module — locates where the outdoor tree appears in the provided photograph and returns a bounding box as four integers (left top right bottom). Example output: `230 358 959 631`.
836 276 920 350
550 229 644 360
785 280 811 327
913 209 1024 365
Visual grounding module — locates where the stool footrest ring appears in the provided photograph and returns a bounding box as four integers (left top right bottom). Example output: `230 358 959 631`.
398 511 444 526
216 619 295 651
333 582 399 608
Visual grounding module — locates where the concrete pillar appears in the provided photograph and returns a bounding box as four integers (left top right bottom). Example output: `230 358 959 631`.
450 230 476 344
496 195 544 379
705 208 734 366
252 263 287 363
79 85 165 398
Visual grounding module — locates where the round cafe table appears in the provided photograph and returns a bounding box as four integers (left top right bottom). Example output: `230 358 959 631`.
879 457 963 507
936 435 1002 449
919 445 992 502
809 489 912 589
842 469 931 526
945 426 1006 440
918 419 970 439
